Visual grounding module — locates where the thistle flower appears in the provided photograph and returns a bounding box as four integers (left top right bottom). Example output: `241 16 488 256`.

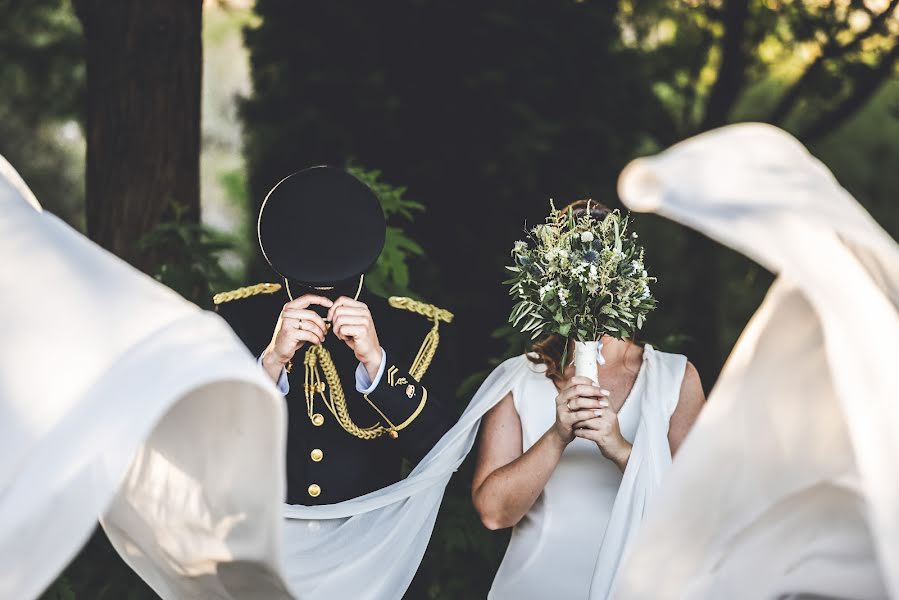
584 249 599 264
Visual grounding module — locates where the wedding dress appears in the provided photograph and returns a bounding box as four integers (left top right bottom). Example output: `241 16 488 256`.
488 345 686 599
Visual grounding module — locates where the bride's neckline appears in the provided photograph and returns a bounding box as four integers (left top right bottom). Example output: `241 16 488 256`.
543 345 653 415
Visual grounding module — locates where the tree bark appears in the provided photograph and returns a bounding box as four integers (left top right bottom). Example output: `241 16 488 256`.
74 0 202 273
678 0 751 387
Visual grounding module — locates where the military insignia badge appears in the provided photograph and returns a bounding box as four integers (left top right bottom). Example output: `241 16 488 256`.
405 384 415 399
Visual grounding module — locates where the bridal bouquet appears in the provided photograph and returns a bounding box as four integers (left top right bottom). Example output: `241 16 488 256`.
506 201 657 381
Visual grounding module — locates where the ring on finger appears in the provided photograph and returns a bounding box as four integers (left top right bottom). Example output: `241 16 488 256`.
295 319 304 330
566 400 573 411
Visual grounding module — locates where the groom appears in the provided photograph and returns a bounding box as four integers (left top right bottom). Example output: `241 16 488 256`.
215 166 458 505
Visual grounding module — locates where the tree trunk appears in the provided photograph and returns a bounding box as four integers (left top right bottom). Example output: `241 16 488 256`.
74 0 202 273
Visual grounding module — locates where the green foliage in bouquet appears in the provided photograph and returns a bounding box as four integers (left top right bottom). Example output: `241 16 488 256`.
506 202 657 350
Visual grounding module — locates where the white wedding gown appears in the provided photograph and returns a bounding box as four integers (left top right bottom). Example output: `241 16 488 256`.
489 345 686 599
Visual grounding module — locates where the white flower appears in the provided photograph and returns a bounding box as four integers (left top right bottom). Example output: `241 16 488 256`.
538 283 555 299
630 260 640 274
615 250 625 259
580 231 595 243
586 283 600 295
589 264 598 280
545 248 559 264
641 270 647 277
513 240 528 253
631 232 638 239
640 284 651 299
558 288 570 306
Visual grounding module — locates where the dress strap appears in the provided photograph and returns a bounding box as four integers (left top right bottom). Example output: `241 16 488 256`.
642 345 688 418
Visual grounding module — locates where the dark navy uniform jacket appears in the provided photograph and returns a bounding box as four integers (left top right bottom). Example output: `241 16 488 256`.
214 283 458 505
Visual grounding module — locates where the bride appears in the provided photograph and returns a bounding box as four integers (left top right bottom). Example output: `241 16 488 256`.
472 200 706 599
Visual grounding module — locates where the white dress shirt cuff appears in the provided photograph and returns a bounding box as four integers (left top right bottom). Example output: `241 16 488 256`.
258 353 290 395
355 347 387 394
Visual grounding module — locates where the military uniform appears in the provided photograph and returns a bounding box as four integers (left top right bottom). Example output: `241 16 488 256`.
215 283 456 505
218 165 458 507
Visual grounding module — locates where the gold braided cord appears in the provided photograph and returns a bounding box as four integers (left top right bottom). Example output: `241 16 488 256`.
388 296 454 323
409 325 439 381
213 282 282 305
392 388 428 432
304 345 388 440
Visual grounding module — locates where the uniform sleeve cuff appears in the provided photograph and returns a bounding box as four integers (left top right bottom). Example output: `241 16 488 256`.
258 353 290 395
355 347 387 394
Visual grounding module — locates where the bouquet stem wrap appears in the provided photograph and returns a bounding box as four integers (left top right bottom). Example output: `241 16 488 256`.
574 340 600 384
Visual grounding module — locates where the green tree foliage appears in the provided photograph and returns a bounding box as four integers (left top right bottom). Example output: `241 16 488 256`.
616 0 899 381
0 0 85 227
347 163 425 298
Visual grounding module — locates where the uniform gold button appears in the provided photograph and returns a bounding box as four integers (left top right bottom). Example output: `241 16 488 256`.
310 448 323 462
307 484 321 498
311 413 324 426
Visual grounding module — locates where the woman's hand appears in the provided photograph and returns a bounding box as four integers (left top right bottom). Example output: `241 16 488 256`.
553 377 610 445
575 406 632 472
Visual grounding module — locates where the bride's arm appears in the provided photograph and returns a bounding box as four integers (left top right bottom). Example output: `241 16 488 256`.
472 379 607 530
667 361 705 455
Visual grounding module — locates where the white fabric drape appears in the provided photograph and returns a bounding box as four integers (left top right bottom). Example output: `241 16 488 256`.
589 348 685 598
614 123 898 599
0 155 294 600
281 348 684 600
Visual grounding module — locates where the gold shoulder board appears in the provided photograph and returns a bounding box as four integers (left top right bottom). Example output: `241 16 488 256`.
388 296 454 324
213 282 282 305
388 296 453 381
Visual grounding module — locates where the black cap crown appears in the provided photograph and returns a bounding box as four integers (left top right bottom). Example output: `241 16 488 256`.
258 166 386 287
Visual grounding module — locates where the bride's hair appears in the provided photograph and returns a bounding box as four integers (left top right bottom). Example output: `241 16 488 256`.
527 198 611 380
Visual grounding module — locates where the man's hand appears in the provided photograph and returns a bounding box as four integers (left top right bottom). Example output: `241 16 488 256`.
261 294 332 384
328 296 382 381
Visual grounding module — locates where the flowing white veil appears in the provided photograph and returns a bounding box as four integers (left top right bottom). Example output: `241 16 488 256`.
0 155 294 600
613 123 899 599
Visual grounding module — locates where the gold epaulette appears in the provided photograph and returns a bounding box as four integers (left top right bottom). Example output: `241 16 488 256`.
213 282 282 305
387 296 453 382
388 296 454 323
